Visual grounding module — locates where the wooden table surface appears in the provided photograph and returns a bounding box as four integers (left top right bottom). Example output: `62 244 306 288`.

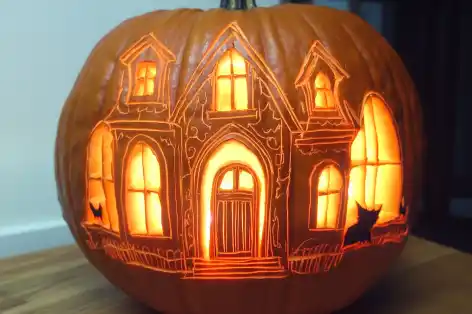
1 236 471 314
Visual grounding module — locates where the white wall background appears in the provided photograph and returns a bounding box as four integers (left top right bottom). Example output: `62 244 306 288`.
0 0 382 258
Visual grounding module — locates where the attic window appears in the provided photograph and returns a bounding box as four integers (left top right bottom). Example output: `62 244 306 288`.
313 72 335 110
134 61 157 97
215 49 249 111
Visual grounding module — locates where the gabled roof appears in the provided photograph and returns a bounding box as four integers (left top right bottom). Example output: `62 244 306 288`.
295 41 350 87
119 33 176 66
170 22 303 132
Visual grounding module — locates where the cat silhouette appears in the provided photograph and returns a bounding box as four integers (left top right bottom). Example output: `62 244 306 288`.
89 202 103 220
343 202 381 247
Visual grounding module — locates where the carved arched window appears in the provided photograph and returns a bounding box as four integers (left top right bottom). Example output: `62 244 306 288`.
215 49 249 111
85 124 119 232
346 95 403 227
313 72 335 110
125 142 164 236
310 165 343 229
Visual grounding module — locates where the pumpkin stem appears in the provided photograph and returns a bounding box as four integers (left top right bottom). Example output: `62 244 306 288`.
220 0 257 10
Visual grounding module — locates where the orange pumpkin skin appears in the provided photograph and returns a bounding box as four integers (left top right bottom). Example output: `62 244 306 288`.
55 4 422 314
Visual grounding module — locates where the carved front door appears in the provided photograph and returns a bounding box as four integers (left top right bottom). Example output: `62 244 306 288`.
211 164 258 258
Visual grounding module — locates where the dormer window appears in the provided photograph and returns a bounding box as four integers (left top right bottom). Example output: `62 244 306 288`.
119 33 176 105
215 49 249 111
134 61 157 97
313 72 335 110
295 41 350 121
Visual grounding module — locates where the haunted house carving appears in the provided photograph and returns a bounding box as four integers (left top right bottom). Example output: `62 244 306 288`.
81 22 409 280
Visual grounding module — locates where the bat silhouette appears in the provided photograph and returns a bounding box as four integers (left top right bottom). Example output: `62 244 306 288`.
89 202 103 220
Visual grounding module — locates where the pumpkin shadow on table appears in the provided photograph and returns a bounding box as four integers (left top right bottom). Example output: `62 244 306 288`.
332 272 413 314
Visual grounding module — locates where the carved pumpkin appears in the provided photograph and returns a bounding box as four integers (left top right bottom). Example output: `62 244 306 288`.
55 1 422 314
